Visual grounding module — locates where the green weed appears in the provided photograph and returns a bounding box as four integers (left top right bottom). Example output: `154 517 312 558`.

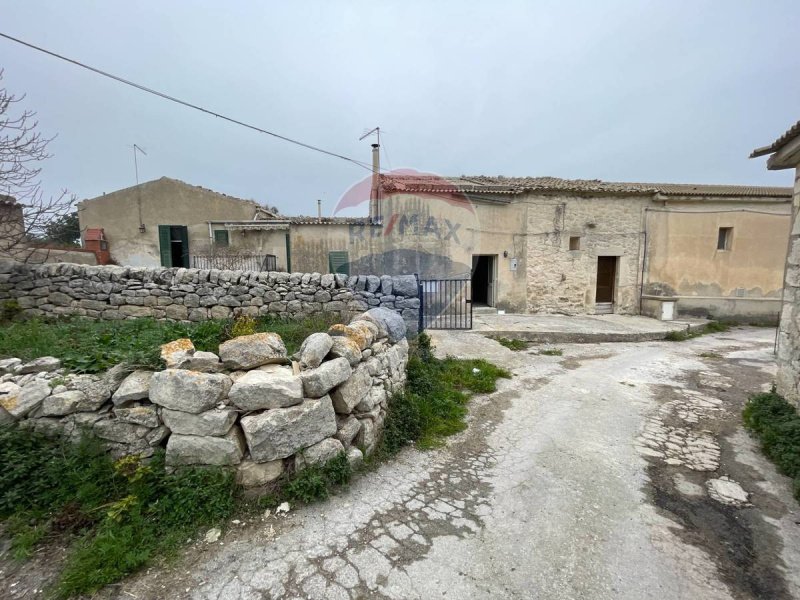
495 337 530 351
665 321 731 342
282 453 352 505
743 390 800 502
538 348 563 356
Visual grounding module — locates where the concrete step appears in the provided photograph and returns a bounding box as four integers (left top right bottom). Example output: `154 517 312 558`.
472 306 498 315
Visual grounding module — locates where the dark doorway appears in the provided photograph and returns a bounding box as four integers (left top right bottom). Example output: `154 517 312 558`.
158 225 189 268
595 256 617 313
471 255 495 306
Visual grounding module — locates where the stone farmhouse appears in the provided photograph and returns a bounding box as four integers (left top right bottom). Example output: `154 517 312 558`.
751 119 800 403
78 174 792 323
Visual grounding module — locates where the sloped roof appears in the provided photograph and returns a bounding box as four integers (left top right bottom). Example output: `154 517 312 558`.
380 174 791 198
750 120 800 158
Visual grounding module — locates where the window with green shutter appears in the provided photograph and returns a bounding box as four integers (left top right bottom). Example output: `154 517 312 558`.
214 229 230 247
328 251 349 276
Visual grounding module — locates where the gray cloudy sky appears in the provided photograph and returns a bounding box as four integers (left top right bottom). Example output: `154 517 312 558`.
2 1 799 217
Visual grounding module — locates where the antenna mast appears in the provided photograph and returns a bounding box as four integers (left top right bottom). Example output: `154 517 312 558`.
359 127 381 223
132 144 148 232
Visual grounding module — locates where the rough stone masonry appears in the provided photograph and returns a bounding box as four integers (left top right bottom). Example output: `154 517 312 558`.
0 261 421 334
0 308 409 487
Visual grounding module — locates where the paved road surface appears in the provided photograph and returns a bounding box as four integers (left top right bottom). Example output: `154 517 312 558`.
108 328 800 599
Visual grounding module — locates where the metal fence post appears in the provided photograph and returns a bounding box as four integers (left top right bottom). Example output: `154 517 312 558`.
415 272 424 333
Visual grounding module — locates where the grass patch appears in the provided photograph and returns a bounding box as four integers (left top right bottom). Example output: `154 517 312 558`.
698 351 723 359
0 426 236 598
376 333 510 454
0 314 340 373
538 348 563 356
665 320 731 342
743 389 800 501
495 337 531 351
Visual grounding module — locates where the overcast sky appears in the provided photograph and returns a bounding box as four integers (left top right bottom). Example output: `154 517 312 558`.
2 1 799 217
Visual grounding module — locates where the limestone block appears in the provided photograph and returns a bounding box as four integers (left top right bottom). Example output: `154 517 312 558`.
331 363 372 414
228 369 303 411
236 459 284 488
161 406 237 436
301 357 352 398
159 338 195 368
346 446 364 469
149 369 232 413
334 414 362 446
219 332 287 369
166 428 245 466
363 307 407 342
114 404 160 428
240 396 337 462
93 419 151 444
296 332 334 370
1 380 49 418
391 275 418 297
112 370 154 405
295 437 345 470
0 358 21 375
328 336 362 367
19 356 61 374
181 351 223 372
41 391 86 416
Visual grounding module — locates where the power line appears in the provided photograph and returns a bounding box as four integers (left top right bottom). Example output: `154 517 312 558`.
0 31 375 172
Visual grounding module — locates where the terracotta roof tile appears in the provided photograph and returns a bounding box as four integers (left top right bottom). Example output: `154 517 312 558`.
750 120 800 158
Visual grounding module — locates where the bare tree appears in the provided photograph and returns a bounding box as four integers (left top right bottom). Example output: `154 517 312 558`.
0 70 76 263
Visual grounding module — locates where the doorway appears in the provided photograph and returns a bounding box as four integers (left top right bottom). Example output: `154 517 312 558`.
158 225 189 268
595 256 617 314
471 255 496 307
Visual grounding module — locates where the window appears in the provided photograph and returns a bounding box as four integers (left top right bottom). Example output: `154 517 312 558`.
717 227 732 251
328 251 350 276
569 236 581 251
213 229 230 247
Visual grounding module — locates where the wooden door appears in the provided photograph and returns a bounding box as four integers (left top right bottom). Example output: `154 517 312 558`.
595 256 617 303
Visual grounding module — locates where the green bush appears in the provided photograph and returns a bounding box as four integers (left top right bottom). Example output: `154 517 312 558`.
282 452 352 505
495 337 530 351
743 391 800 501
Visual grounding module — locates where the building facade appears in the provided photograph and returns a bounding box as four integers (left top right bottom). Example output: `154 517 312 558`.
751 120 800 403
77 174 792 322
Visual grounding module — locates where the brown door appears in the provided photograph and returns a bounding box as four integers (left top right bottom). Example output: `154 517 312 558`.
595 256 617 303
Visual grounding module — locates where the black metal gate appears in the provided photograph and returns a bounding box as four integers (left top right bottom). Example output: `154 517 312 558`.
418 277 473 330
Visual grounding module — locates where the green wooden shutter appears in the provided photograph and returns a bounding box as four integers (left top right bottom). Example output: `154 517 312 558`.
177 226 190 268
214 229 230 247
158 225 172 267
328 251 349 276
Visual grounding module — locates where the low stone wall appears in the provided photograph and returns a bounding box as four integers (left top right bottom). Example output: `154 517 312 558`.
0 261 420 334
0 308 409 486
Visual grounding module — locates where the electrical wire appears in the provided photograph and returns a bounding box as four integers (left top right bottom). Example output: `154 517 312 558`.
0 31 375 172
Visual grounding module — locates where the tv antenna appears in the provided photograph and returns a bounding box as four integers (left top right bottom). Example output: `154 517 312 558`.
132 144 147 185
359 126 380 145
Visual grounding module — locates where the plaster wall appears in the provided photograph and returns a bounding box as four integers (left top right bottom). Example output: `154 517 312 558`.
777 167 800 404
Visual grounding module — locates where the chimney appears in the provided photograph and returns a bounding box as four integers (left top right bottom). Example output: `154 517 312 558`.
370 143 380 223
317 199 322 218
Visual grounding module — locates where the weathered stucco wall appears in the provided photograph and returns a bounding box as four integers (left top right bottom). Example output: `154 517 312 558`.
77 178 266 267
645 202 790 321
0 262 422 334
777 167 800 404
0 308 409 482
525 194 649 315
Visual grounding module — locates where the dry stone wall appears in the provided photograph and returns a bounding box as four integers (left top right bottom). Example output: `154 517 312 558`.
0 261 420 334
0 308 409 486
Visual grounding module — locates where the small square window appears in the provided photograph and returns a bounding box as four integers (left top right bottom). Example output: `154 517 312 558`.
569 236 581 251
717 227 732 251
214 229 230 247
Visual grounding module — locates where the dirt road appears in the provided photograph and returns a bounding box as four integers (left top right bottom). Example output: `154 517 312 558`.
97 328 800 598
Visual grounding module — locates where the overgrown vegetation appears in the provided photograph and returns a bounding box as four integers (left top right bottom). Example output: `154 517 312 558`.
495 337 531 351
0 314 340 373
664 320 731 342
0 427 236 598
743 389 800 502
377 333 511 453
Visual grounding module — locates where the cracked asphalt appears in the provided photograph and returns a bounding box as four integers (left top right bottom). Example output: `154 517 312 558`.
101 327 800 600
